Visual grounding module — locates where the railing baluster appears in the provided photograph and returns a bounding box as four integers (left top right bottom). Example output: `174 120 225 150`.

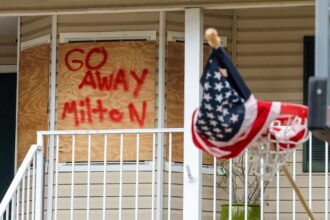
260 158 264 220
11 198 15 220
135 134 140 220
325 142 328 220
151 133 156 220
103 134 108 220
47 134 55 220
309 132 313 219
229 158 233 220
244 150 248 220
213 156 217 220
21 174 25 220
276 158 280 220
26 163 30 220
87 135 92 220
70 135 76 220
5 205 8 220
292 149 296 220
168 133 172 220
16 184 20 220
36 136 44 220
54 135 60 220
32 154 36 220
119 134 124 220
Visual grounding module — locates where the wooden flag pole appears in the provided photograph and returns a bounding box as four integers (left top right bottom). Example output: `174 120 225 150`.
282 165 316 220
205 27 316 220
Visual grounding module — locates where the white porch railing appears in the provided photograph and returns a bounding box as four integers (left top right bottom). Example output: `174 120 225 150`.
0 144 44 220
1 129 329 219
39 128 183 220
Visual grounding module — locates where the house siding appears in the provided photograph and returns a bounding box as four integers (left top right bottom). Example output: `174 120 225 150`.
0 35 16 65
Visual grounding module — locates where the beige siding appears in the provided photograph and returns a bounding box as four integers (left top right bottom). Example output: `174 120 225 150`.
20 16 52 42
0 35 17 65
236 7 314 103
58 13 159 33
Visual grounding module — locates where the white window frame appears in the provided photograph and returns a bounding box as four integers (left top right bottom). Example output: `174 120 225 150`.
20 35 51 51
59 31 156 43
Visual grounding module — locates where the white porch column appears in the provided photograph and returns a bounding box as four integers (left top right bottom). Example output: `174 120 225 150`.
47 14 57 220
183 8 203 220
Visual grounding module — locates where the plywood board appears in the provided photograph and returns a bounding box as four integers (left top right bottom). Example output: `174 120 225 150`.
57 41 156 162
166 42 213 164
17 44 50 164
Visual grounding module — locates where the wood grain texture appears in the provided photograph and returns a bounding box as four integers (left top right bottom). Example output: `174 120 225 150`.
17 44 50 164
57 41 156 162
166 42 213 164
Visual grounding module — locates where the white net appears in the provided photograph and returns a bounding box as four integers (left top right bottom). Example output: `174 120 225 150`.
249 115 309 182
249 139 294 182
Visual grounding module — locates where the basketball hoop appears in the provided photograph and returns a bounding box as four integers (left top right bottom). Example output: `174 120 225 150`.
248 102 315 220
250 103 309 182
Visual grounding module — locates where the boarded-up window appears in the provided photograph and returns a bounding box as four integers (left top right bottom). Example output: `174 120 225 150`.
166 41 213 164
17 44 50 164
57 41 156 162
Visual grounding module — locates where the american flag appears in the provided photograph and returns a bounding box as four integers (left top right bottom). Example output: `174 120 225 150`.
195 57 245 142
192 47 281 159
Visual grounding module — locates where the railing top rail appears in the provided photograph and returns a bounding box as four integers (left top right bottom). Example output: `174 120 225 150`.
0 144 40 216
37 128 184 135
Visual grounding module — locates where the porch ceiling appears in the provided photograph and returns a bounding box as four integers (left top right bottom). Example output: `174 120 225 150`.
0 0 314 15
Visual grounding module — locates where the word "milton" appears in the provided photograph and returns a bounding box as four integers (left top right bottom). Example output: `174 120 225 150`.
61 97 147 127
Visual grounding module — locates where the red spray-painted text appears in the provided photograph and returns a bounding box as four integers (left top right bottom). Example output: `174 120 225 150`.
61 47 151 127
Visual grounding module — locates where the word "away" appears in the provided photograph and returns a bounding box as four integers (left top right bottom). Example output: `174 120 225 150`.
78 68 148 98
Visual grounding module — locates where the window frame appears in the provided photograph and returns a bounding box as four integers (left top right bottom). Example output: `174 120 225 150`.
303 35 330 173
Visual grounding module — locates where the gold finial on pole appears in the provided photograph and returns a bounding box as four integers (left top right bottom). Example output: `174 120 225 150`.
205 28 221 48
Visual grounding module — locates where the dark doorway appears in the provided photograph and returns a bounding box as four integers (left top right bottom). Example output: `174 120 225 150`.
0 73 16 200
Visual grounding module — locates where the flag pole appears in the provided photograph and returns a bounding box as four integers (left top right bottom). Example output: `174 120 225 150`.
282 165 316 220
205 27 316 220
